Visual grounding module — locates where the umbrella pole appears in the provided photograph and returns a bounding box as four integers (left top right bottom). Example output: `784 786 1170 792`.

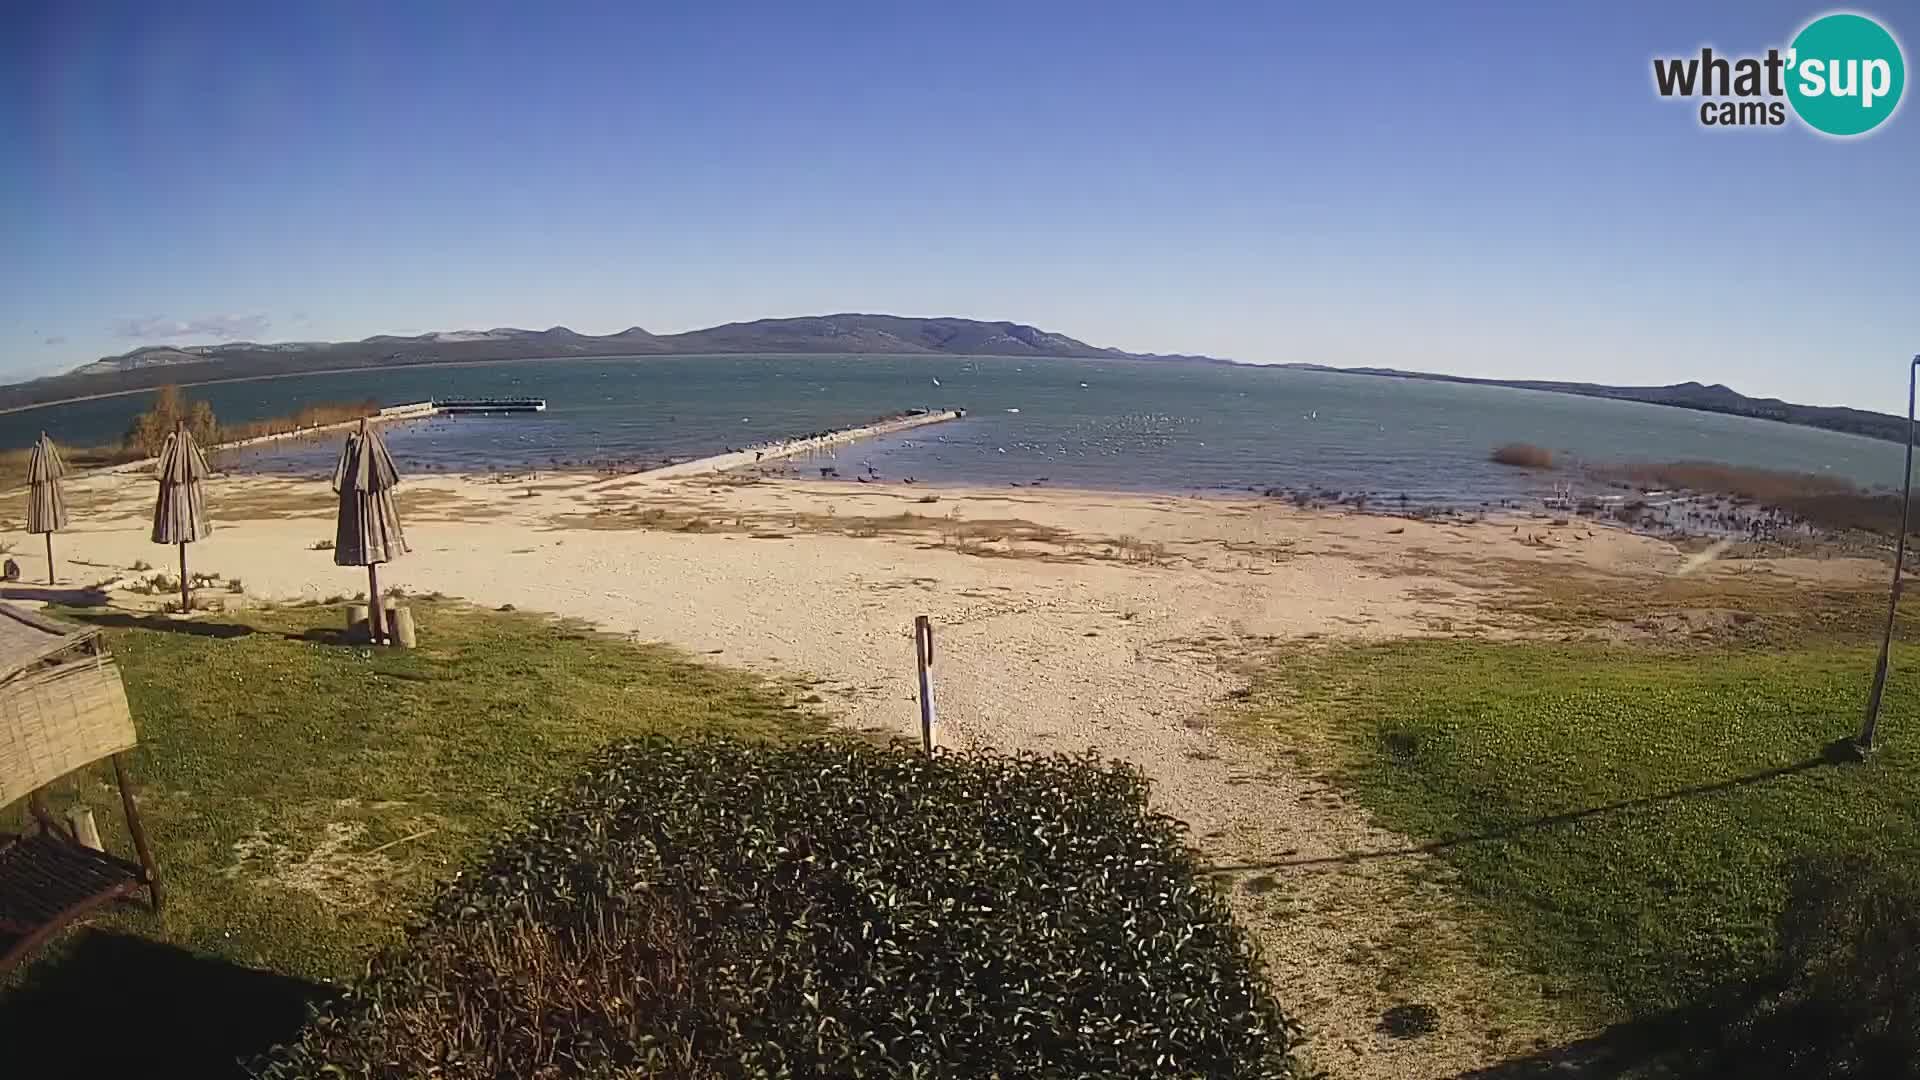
45 533 54 585
178 542 190 612
368 562 386 643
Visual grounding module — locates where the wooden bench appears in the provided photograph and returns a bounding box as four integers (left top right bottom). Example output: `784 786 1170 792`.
0 603 162 972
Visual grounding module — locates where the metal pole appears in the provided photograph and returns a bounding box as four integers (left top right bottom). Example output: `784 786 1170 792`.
44 533 53 586
915 615 936 753
178 542 189 613
1860 355 1920 752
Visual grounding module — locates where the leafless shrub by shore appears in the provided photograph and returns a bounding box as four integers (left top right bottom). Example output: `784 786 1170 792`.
1490 443 1554 469
1606 461 1909 537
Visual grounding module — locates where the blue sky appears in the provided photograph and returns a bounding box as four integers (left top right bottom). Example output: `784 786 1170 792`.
1 1 1914 409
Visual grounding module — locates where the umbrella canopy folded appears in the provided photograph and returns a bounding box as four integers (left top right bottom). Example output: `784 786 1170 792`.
151 427 212 545
332 422 407 566
26 433 68 535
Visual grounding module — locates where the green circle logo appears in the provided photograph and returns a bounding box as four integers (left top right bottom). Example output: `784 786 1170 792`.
1787 13 1906 136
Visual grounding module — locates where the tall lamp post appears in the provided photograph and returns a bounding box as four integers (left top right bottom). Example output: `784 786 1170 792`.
1858 353 1920 754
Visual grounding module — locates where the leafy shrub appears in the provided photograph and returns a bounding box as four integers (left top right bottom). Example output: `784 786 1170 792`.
123 384 217 455
1490 442 1554 469
252 738 1303 1078
1709 848 1920 1078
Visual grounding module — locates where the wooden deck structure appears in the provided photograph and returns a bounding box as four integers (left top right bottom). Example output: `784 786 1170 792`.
0 603 162 971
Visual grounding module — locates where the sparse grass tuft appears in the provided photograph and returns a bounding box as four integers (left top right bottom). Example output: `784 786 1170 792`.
1112 535 1170 565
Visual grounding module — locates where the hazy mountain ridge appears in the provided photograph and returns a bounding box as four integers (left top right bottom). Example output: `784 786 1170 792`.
1288 365 1908 447
0 315 1225 411
5 317 1902 447
66 316 1168 379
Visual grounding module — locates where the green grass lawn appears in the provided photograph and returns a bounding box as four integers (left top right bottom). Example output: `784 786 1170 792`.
1236 637 1920 1019
4 602 824 985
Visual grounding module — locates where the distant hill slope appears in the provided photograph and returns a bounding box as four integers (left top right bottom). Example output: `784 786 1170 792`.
2 315 1224 412
1285 364 1907 447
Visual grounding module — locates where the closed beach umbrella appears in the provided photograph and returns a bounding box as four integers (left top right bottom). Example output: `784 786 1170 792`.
152 422 212 612
332 418 408 642
26 432 69 585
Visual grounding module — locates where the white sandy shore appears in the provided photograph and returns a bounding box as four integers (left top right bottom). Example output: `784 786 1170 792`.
0 467 1882 1077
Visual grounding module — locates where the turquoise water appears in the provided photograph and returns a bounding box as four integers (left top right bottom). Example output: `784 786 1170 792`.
2 354 1904 504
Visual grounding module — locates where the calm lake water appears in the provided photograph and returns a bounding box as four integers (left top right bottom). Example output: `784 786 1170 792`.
2 354 1905 505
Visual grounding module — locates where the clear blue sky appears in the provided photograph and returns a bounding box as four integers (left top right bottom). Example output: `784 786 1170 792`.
1 1 1913 408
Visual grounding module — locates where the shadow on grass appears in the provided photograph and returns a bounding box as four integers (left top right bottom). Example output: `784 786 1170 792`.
0 930 333 1079
0 585 111 606
1435 1003 1720 1079
61 609 255 640
1208 751 1841 874
1447 981 1884 1080
282 627 360 647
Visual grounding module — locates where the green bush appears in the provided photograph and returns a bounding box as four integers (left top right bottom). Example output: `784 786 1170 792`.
1710 848 1920 1078
251 738 1303 1078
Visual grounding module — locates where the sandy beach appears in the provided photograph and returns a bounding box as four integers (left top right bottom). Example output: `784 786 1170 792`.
0 463 1883 1077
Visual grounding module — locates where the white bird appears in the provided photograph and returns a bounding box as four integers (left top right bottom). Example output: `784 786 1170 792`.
932 377 941 387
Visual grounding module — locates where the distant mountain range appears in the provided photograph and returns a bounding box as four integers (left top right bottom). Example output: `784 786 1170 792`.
0 315 1224 412
59 315 1226 381
1277 365 1909 446
2 314 1904 446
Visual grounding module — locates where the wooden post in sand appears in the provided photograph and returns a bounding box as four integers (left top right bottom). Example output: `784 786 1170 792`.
914 615 936 753
66 805 103 852
391 605 417 648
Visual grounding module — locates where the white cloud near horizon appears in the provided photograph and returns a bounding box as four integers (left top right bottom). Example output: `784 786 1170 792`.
111 313 271 341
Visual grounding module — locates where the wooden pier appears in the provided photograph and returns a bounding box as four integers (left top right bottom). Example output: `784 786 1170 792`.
430 397 547 415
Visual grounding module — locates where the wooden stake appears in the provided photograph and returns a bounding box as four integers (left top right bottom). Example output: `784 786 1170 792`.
915 615 936 753
27 789 66 840
367 562 386 643
177 541 189 612
391 605 417 648
113 753 163 913
67 806 103 852
44 533 54 585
